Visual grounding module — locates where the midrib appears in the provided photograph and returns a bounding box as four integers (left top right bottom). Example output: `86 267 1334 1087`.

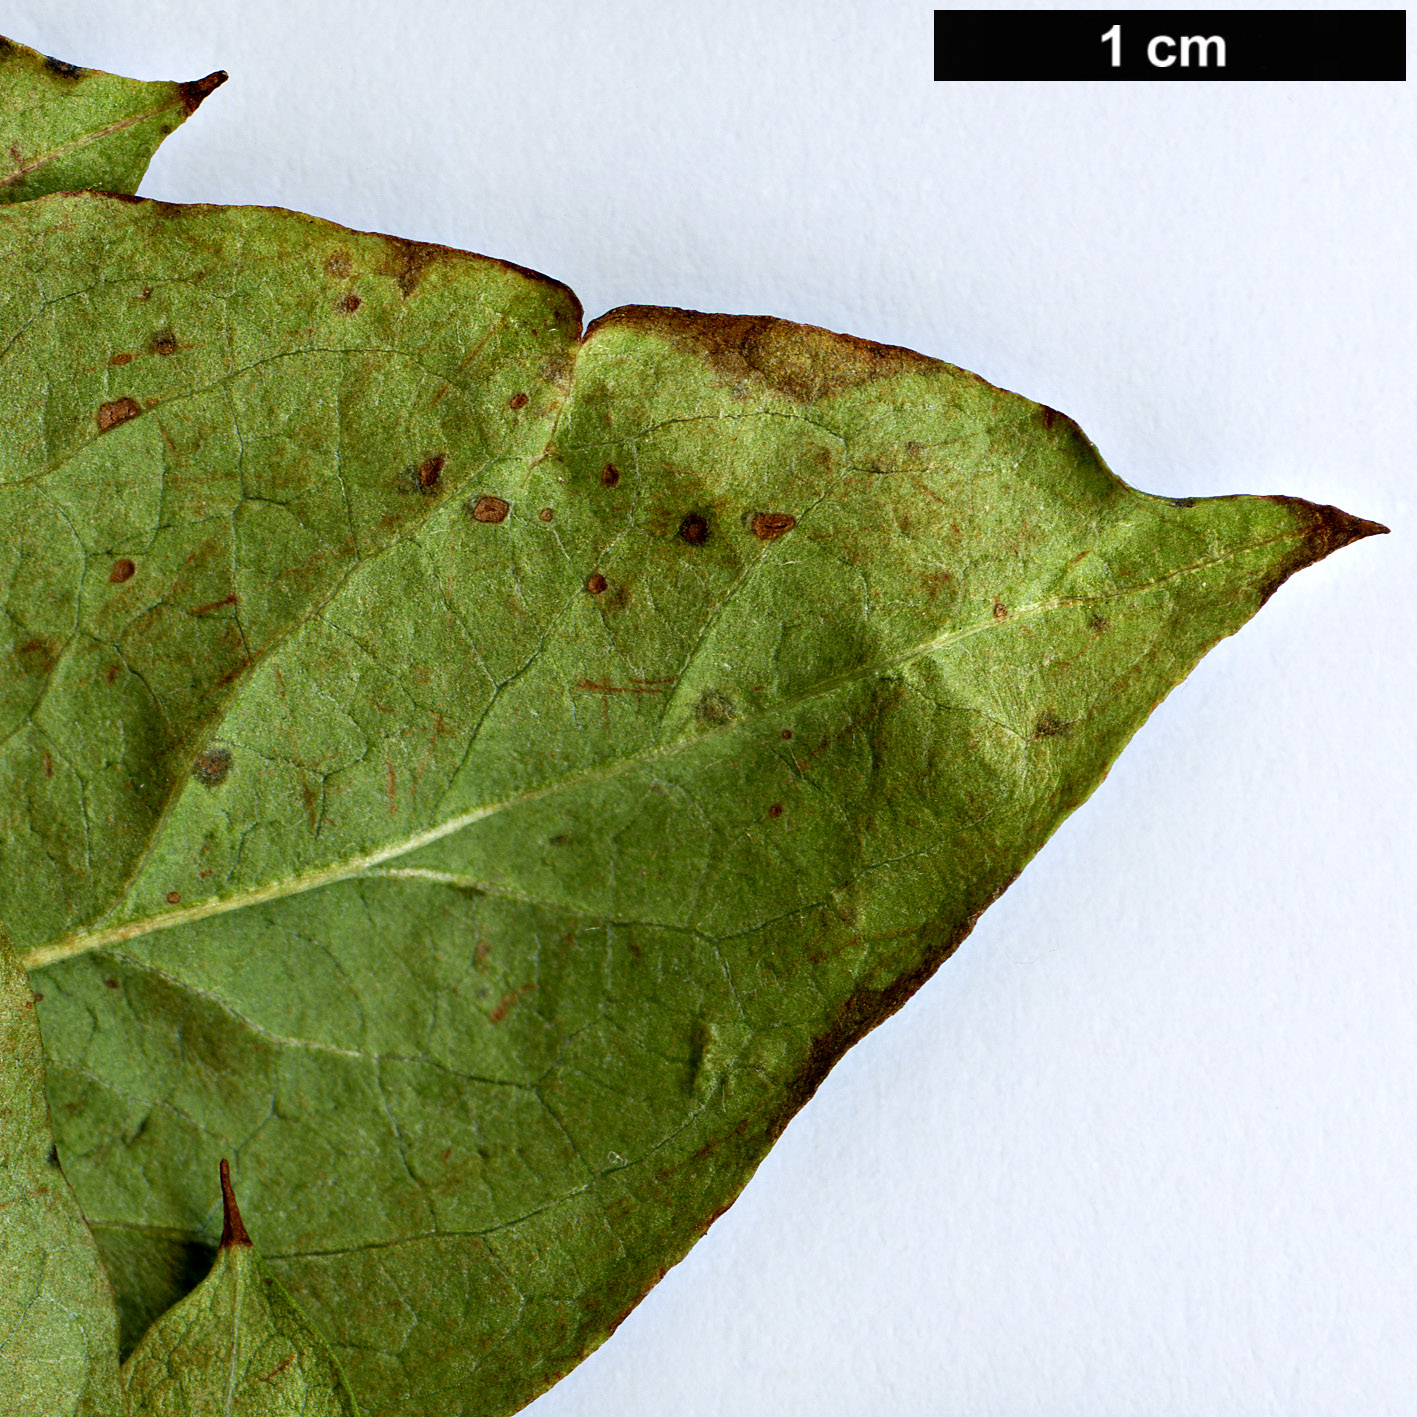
0 97 183 188
21 527 1301 972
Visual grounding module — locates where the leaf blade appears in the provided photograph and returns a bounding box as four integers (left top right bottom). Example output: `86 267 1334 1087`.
0 931 121 1417
2 195 1382 1415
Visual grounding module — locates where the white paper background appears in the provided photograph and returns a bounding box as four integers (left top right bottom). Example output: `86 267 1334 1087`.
8 3 1412 1412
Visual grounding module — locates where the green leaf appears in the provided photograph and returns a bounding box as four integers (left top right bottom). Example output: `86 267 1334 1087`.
0 929 121 1416
0 152 1383 1417
0 33 224 204
121 1161 359 1417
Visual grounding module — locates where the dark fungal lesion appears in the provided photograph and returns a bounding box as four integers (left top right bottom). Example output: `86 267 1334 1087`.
470 495 510 524
415 454 445 493
750 512 795 541
1032 711 1071 740
694 689 736 725
97 398 141 432
678 512 709 545
192 746 232 787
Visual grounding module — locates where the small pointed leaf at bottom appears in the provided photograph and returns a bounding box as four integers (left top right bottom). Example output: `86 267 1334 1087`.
121 1162 359 1417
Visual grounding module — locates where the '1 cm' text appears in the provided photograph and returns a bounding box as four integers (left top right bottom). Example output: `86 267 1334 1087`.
1100 24 1227 68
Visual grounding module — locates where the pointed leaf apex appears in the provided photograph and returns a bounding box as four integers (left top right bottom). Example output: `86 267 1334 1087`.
1257 495 1388 606
219 1158 252 1249
177 69 228 116
1292 497 1389 552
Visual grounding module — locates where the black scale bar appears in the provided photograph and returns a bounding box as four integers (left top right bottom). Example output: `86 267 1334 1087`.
934 10 1406 80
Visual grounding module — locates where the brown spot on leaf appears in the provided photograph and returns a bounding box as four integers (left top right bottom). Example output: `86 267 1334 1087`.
110 558 137 583
508 391 529 410
192 593 238 616
751 512 796 541
256 1355 296 1385
381 237 436 297
16 638 56 676
781 728 793 740
109 352 133 367
470 495 510 524
324 251 353 278
336 292 362 314
600 464 621 488
489 982 536 1024
97 398 141 432
678 512 709 545
136 287 152 301
150 331 178 356
418 454 445 491
1088 613 1110 635
177 70 227 115
166 891 182 905
193 747 232 787
584 307 940 403
768 802 784 818
992 600 1008 619
586 573 608 594
1033 712 1071 740
42 751 52 778
538 508 554 522
695 689 736 725
575 677 674 697
219 1159 252 1249
474 940 491 971
43 55 82 78
104 978 119 990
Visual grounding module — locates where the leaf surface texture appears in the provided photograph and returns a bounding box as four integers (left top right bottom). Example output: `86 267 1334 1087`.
0 931 122 1417
0 61 1385 1417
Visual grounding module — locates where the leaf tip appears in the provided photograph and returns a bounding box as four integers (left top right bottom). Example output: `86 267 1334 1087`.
219 1158 252 1249
178 69 228 116
1258 496 1389 606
